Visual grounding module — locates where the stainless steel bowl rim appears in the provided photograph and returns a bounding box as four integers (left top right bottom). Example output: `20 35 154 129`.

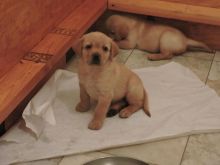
84 156 149 165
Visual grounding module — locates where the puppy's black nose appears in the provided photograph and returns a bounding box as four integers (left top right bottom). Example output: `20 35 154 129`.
91 53 100 65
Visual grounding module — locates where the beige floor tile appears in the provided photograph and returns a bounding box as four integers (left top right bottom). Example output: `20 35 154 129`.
13 157 62 165
180 51 214 61
101 137 188 165
208 61 220 81
214 51 220 61
206 55 220 96
59 152 112 165
126 50 214 82
206 80 220 96
173 52 214 82
115 49 133 64
181 133 220 165
125 49 171 69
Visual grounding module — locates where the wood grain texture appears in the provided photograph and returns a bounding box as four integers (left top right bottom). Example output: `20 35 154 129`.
0 0 82 78
31 34 72 57
58 0 107 34
0 0 106 123
0 60 48 123
108 0 220 26
31 33 73 70
163 0 220 8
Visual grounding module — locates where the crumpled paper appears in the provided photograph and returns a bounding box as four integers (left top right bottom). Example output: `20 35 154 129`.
1 62 220 165
22 70 64 137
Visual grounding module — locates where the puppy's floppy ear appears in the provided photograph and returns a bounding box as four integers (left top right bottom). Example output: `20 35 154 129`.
110 40 119 60
72 37 84 56
119 24 129 39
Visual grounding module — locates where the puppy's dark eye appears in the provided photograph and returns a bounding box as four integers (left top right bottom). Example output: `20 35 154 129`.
103 46 109 52
85 44 92 50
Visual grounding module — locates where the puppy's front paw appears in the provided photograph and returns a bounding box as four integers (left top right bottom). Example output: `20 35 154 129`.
76 102 90 112
88 120 103 130
119 109 132 118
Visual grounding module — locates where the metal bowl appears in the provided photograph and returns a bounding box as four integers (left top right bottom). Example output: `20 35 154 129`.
84 156 149 165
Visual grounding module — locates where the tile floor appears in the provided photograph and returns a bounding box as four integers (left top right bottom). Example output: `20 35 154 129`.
15 49 220 165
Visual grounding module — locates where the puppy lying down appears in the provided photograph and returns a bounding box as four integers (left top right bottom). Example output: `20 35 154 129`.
106 15 212 60
73 32 151 130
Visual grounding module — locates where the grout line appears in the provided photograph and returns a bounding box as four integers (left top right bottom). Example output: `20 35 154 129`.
124 48 136 64
179 136 190 165
57 156 64 165
205 51 216 85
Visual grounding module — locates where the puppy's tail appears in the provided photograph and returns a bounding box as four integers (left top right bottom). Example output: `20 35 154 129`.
186 38 213 53
143 90 151 117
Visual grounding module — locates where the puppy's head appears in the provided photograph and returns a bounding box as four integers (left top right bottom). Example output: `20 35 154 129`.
106 15 129 41
73 32 119 66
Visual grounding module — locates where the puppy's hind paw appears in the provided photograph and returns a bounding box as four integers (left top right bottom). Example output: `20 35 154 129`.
119 109 132 118
88 120 103 130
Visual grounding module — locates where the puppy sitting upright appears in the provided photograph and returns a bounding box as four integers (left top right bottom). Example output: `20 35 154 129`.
106 15 212 60
73 32 151 130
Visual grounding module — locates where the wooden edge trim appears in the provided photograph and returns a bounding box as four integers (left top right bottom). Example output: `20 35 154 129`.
0 62 48 123
108 0 220 26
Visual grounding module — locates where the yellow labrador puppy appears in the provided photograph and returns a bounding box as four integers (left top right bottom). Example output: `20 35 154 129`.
73 32 151 130
106 15 212 60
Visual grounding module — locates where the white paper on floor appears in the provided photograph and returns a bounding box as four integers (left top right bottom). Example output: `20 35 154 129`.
1 62 220 164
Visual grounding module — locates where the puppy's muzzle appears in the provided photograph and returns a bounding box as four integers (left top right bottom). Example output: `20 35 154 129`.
91 53 101 65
